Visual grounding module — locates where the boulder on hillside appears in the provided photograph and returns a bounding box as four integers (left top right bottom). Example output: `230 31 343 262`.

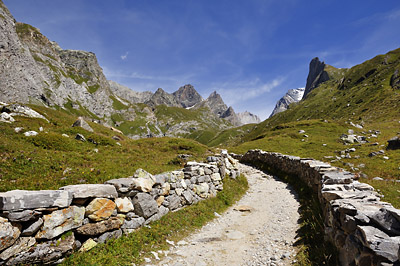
72 117 93 132
387 136 400 150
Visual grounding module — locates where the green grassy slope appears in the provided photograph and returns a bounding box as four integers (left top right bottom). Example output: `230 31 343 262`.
0 105 212 192
223 48 400 207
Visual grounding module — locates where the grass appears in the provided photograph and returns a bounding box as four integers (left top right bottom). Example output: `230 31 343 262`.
110 95 128 110
223 47 400 209
0 105 212 191
87 84 100 94
63 174 249 265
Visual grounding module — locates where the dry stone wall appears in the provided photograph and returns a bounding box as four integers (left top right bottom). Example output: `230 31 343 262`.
240 149 400 266
0 152 240 265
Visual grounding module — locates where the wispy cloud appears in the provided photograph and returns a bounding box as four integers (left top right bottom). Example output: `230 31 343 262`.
214 76 286 106
120 51 129 60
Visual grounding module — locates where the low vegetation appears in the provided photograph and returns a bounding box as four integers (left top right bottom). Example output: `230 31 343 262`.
0 105 211 191
63 174 248 265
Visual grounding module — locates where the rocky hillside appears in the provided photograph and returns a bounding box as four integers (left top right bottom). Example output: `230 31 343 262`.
269 87 304 117
0 1 260 144
0 2 115 118
108 80 152 104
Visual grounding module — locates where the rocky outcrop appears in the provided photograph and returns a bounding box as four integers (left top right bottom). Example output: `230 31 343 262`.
220 106 240 125
201 91 228 117
390 69 400 90
172 84 203 108
237 111 261 125
0 1 116 118
108 80 152 103
145 88 181 108
387 136 400 150
302 57 330 99
0 152 239 264
241 149 400 265
270 88 305 117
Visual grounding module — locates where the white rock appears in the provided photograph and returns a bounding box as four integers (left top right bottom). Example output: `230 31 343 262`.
0 113 15 123
23 131 38 137
115 197 134 213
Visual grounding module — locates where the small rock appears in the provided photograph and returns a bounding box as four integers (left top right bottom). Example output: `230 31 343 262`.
79 238 97 252
23 131 38 137
75 133 86 142
14 127 23 133
72 117 93 132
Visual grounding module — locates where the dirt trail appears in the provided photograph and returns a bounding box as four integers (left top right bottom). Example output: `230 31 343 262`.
151 163 301 266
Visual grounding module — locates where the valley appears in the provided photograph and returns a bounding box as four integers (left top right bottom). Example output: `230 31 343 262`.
1 0 400 265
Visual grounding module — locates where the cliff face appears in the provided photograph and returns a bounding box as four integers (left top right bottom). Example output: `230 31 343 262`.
0 3 115 118
0 7 45 105
0 0 260 135
270 88 305 117
172 84 203 108
302 57 330 99
237 111 261 124
108 80 152 104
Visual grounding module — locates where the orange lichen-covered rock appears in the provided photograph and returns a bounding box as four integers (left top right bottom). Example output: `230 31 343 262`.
85 198 116 221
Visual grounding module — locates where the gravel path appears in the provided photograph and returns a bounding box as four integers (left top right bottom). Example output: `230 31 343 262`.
151 163 301 266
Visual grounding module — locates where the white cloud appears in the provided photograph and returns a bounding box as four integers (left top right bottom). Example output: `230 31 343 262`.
216 76 285 106
120 51 129 60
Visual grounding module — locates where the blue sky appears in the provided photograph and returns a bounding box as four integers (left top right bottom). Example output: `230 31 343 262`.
4 0 400 119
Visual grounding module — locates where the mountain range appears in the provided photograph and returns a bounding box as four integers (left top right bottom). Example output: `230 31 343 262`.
0 1 259 142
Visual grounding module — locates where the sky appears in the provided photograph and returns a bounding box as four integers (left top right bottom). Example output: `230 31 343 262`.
4 0 400 120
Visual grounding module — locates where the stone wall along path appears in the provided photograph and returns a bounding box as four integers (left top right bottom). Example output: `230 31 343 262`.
155 163 300 266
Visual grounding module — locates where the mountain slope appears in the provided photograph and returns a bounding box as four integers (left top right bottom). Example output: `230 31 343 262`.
172 84 203 108
269 87 305 117
108 80 152 104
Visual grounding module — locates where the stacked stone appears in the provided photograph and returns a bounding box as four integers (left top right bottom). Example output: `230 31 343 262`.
241 149 400 265
0 152 237 265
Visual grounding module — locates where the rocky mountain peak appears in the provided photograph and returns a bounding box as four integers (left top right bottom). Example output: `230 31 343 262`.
172 84 203 108
108 80 152 104
204 91 228 116
146 88 180 108
302 57 330 99
270 88 305 117
237 111 261 124
221 106 240 126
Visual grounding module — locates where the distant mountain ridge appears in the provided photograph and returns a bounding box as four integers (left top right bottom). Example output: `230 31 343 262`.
0 0 259 145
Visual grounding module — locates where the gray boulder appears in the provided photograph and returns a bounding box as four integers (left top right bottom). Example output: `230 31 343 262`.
21 218 43 236
6 233 75 265
98 229 123 244
165 194 181 210
0 217 21 252
60 184 118 199
76 217 123 236
132 193 158 219
121 217 145 230
0 190 72 211
1 210 41 222
35 206 85 239
0 236 36 261
72 117 93 132
387 136 400 150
